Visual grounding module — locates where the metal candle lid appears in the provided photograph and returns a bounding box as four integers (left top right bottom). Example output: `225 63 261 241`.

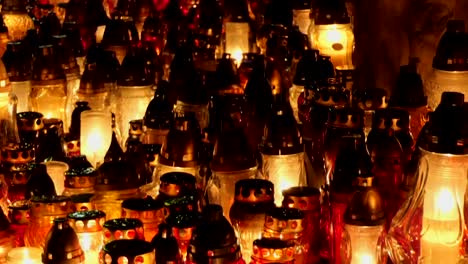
103 218 145 242
264 207 304 235
42 218 85 264
101 239 155 264
234 179 274 203
16 112 44 131
252 238 295 263
282 186 321 211
158 172 197 197
68 210 106 232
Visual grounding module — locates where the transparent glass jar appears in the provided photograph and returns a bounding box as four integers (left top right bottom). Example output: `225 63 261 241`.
386 92 468 263
68 210 106 264
261 153 306 206
386 149 468 263
24 195 72 249
121 197 165 242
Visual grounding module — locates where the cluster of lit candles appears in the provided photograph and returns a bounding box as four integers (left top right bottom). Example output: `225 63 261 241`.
0 0 465 263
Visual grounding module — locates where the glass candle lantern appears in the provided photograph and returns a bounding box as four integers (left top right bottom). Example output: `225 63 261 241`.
341 182 386 264
24 195 72 249
80 110 113 168
260 109 306 206
43 160 69 195
282 187 321 264
102 218 145 244
93 158 145 220
424 20 468 109
42 217 85 264
309 0 354 67
263 207 306 264
229 179 275 262
30 45 67 122
154 115 202 194
76 67 112 113
100 239 155 264
8 200 30 247
209 126 258 217
116 47 154 145
68 210 106 264
3 41 32 113
251 238 296 264
386 92 468 263
121 197 166 242
6 247 42 264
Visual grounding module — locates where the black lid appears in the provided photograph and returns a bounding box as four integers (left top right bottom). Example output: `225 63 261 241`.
25 163 57 200
391 59 427 108
122 196 164 211
68 209 106 220
419 92 467 154
102 239 154 260
266 206 304 220
103 218 143 231
37 11 62 45
65 155 96 177
166 211 200 228
117 46 153 86
432 20 468 71
2 41 32 82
